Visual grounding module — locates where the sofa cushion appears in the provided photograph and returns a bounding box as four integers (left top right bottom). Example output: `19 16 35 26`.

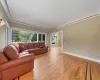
12 44 20 52
19 43 27 52
0 52 8 65
39 42 45 48
24 49 36 54
39 46 44 48
4 45 19 60
32 43 35 48
34 43 40 48
27 43 33 49
19 45 26 52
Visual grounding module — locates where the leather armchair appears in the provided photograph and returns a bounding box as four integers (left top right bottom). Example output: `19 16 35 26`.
0 45 35 80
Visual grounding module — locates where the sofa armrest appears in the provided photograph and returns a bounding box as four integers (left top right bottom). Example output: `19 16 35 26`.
0 55 35 71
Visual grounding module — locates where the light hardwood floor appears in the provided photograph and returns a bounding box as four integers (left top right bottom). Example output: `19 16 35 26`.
20 47 100 80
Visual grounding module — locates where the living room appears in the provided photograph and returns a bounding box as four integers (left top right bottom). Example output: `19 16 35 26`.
0 0 100 80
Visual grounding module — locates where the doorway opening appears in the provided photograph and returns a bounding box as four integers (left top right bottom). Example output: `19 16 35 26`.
50 31 63 47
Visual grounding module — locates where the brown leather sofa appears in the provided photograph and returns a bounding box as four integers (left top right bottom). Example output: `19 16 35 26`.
0 44 35 80
17 42 48 55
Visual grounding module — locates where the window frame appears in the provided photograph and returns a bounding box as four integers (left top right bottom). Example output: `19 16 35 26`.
7 27 46 44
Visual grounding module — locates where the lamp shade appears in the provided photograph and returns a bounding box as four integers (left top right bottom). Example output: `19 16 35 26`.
0 19 5 26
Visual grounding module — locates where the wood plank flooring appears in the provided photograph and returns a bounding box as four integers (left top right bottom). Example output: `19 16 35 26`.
19 71 34 80
34 47 100 80
20 47 100 80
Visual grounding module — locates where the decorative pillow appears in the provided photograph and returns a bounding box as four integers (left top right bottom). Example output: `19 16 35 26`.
19 45 26 52
39 46 44 48
4 45 19 60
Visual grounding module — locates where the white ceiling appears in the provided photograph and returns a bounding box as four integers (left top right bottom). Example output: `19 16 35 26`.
6 0 100 29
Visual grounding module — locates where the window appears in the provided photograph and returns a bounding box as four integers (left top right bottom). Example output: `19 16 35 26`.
12 30 20 42
11 29 45 43
38 33 45 42
31 33 37 42
43 34 45 42
38 34 42 41
12 30 34 42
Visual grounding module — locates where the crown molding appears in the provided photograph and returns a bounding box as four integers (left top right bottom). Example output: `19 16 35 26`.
57 13 99 29
0 0 12 20
11 20 52 32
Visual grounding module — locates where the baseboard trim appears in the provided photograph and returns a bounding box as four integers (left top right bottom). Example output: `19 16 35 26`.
63 51 100 63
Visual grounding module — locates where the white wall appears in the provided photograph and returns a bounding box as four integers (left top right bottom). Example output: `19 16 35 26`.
57 16 100 61
0 1 9 21
0 26 6 50
0 1 10 50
